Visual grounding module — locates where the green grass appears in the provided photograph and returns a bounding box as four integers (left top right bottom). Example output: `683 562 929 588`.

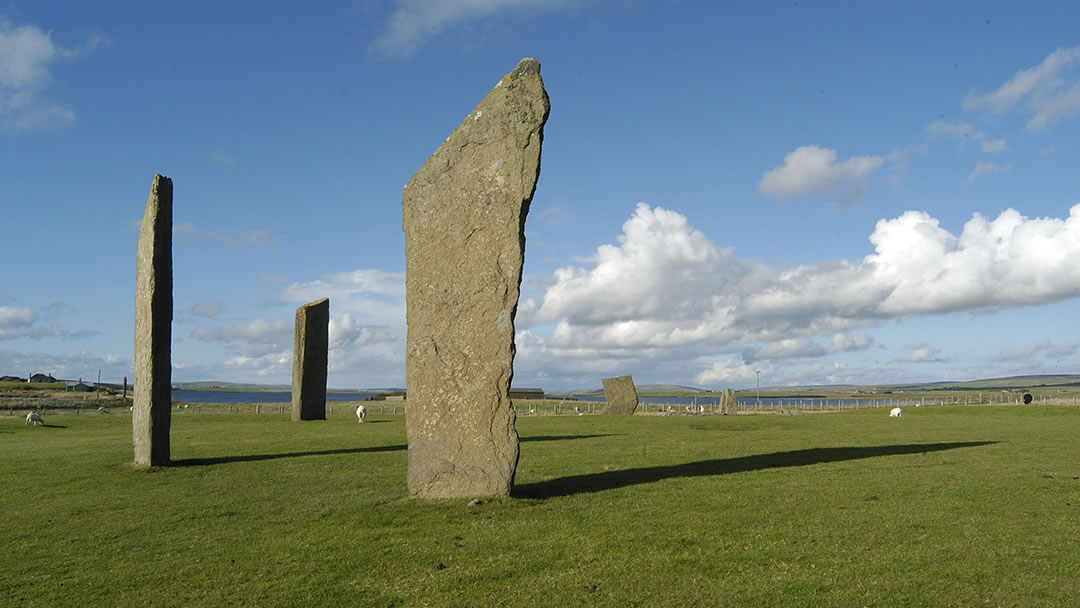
2 406 1079 607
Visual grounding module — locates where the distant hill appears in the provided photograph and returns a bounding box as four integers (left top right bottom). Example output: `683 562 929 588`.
172 381 402 393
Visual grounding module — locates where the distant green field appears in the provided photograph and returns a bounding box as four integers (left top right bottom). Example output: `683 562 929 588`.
2 406 1079 606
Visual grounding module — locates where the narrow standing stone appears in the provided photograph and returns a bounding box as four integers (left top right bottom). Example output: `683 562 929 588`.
720 388 738 415
403 58 550 499
133 174 173 466
292 298 329 421
601 375 639 415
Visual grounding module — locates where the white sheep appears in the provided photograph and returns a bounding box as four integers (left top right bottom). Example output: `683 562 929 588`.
889 407 902 417
356 404 367 424
574 406 583 416
25 411 44 426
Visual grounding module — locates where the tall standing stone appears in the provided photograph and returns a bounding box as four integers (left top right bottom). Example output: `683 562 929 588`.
601 375 639 415
133 174 173 466
720 388 738 415
292 298 329 421
403 58 549 499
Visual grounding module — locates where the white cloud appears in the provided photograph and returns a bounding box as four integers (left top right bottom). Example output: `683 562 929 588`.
328 313 395 351
905 343 943 363
284 269 404 300
191 319 291 343
743 333 874 363
523 203 1080 384
0 18 107 131
372 0 575 57
695 360 764 386
924 119 1007 153
0 306 35 328
173 223 273 248
964 46 1080 129
968 160 1012 183
758 145 886 204
283 269 406 329
189 300 225 319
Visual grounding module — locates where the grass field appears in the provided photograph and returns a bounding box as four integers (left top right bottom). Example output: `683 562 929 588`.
2 405 1079 607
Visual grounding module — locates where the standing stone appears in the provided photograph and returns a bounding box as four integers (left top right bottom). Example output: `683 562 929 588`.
601 375 639 415
720 388 738 415
292 298 329 421
133 174 173 466
403 58 549 499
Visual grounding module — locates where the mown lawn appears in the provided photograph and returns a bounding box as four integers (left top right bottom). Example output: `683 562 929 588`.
2 406 1078 607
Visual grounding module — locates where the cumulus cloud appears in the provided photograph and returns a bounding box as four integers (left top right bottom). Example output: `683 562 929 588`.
329 313 395 351
372 0 575 57
925 119 1007 153
743 333 874 363
0 306 35 328
523 202 1080 385
283 269 406 329
964 46 1080 129
695 360 765 386
0 18 107 131
758 145 887 204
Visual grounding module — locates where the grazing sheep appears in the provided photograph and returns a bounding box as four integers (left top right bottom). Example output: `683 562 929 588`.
356 404 367 424
97 406 111 415
25 411 44 426
574 406 583 416
889 407 902 417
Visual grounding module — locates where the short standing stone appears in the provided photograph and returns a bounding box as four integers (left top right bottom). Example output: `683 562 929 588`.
292 298 329 421
720 388 738 415
404 58 550 499
601 375 639 415
133 174 173 466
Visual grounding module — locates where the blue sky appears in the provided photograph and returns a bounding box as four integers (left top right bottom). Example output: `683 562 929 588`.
3 1 1080 391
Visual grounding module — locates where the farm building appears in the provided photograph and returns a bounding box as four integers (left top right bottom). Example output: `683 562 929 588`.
509 388 545 400
66 381 94 392
30 373 57 383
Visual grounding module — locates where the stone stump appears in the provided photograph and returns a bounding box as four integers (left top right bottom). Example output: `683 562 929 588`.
720 388 738 415
601 375 639 415
403 58 550 499
292 298 329 421
133 174 173 466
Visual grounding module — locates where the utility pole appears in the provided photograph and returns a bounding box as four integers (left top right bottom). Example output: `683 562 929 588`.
755 369 761 405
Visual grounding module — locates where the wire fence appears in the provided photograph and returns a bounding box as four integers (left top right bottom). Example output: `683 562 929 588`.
4 393 1079 418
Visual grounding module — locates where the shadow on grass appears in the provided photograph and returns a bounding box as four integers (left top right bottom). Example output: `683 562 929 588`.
521 434 616 443
172 445 407 466
513 441 998 499
173 434 612 467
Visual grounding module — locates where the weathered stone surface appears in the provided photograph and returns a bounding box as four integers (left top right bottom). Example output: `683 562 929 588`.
403 58 549 499
720 388 738 415
292 298 329 421
133 174 173 466
601 375 639 415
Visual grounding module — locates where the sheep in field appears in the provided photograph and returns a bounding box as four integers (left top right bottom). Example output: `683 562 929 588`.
356 404 367 424
25 411 44 426
889 407 902 417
